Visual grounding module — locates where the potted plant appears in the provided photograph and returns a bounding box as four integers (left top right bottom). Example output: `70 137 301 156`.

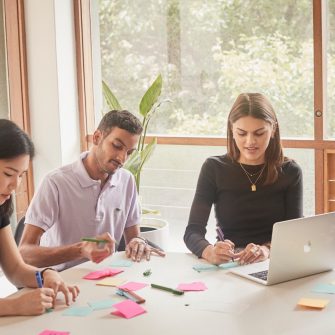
102 74 169 249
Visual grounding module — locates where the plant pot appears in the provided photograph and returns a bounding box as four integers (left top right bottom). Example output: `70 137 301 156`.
140 217 169 251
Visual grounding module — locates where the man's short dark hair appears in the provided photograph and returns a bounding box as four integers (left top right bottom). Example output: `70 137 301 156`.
97 110 143 136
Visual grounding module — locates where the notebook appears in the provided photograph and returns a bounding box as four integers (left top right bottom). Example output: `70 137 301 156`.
230 212 335 285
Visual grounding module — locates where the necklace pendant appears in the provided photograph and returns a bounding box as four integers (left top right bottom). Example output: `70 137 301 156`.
251 184 256 192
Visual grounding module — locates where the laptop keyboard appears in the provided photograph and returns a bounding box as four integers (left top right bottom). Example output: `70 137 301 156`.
249 270 268 281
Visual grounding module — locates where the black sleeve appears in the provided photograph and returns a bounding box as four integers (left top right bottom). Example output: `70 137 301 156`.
184 159 217 257
0 214 10 229
284 161 303 219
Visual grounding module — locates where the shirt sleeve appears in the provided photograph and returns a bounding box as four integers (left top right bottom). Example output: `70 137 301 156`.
124 174 141 228
184 158 217 257
284 160 303 219
25 175 60 231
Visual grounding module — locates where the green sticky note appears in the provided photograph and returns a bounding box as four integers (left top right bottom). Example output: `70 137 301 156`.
110 260 133 267
218 261 240 269
88 299 116 310
312 283 335 294
62 306 93 317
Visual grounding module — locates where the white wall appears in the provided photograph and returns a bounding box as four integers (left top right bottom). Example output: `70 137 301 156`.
24 0 80 187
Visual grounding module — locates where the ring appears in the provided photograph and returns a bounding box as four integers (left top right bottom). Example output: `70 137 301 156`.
251 246 258 253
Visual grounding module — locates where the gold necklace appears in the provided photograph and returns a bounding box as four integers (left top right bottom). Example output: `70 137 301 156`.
239 163 266 192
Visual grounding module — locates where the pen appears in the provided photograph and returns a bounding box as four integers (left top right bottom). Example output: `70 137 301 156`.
216 226 235 262
216 226 225 242
151 283 184 295
81 238 109 244
35 271 52 312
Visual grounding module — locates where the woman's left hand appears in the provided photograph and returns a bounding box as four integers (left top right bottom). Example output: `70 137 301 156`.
42 269 80 306
235 243 270 265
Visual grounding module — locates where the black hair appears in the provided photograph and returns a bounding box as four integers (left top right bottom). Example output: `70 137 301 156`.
97 110 143 136
0 119 35 219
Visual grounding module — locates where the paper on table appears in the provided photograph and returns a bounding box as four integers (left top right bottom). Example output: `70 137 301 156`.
312 283 335 294
62 306 93 317
111 300 146 319
83 268 123 280
118 281 148 291
177 282 207 291
297 298 330 309
110 260 133 267
38 331 70 335
96 277 126 287
88 299 116 310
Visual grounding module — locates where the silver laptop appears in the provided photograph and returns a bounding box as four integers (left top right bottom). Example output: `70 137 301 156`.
230 212 335 285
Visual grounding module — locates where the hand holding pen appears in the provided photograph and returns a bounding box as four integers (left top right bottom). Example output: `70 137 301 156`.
80 232 115 263
202 226 236 265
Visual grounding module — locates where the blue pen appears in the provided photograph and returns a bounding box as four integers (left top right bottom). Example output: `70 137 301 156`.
35 271 52 312
35 271 44 288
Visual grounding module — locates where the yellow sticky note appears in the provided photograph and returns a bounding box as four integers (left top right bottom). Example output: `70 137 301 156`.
297 298 330 309
96 277 126 287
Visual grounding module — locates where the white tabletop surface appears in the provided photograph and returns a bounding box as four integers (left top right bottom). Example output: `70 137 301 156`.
1 252 335 335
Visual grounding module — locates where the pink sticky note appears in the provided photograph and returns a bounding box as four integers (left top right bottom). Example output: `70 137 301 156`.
38 331 70 335
83 268 123 280
118 281 147 291
111 300 146 319
177 281 208 291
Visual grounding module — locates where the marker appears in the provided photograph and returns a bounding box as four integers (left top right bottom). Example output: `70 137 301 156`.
151 283 184 295
35 271 52 312
116 288 146 304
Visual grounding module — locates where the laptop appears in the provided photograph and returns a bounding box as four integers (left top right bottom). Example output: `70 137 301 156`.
230 212 335 285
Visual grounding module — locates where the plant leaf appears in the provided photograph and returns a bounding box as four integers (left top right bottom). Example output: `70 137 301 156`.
102 80 122 110
139 74 162 118
138 138 157 172
123 150 141 176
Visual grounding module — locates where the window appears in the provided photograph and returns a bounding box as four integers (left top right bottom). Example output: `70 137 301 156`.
75 1 335 251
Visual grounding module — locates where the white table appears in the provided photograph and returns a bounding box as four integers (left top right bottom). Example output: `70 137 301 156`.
1 252 335 335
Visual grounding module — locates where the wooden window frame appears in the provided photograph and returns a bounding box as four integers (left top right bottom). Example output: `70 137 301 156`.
74 0 332 214
3 0 33 220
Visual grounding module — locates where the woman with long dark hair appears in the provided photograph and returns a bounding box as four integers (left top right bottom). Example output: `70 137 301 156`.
184 93 303 265
0 119 79 316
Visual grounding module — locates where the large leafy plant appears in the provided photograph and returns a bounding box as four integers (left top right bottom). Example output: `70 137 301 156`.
102 74 163 196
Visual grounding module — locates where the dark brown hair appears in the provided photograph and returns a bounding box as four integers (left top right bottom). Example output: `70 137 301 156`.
0 119 35 218
227 93 285 185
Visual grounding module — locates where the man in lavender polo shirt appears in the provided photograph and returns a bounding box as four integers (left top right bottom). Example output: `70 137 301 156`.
19 110 165 271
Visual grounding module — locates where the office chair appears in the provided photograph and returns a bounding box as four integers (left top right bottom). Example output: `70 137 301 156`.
14 216 25 245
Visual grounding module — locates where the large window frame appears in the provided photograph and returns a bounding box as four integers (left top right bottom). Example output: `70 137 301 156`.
3 0 33 220
74 0 334 214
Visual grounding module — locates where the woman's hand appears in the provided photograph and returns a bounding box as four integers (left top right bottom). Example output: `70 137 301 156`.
202 240 236 265
235 243 270 265
12 288 55 316
43 269 80 306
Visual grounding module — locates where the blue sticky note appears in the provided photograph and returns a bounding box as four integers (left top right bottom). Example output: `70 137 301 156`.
62 306 93 317
218 261 240 269
192 264 218 272
88 299 116 310
312 283 335 294
110 260 133 267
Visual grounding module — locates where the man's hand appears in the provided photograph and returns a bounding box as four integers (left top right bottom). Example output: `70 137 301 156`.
80 232 115 264
125 237 166 262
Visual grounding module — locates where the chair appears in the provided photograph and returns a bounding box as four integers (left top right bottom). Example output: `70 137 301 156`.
14 216 25 245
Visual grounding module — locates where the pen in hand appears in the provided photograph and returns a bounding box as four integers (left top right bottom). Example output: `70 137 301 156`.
35 271 53 312
216 226 236 262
